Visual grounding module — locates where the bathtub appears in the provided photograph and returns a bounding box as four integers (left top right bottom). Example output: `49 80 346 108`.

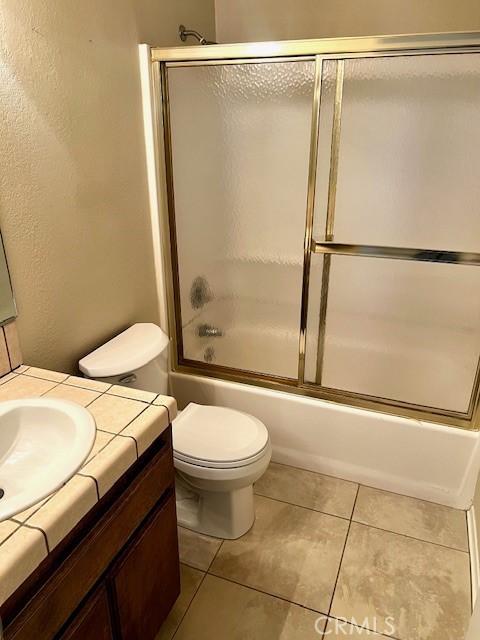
170 370 480 509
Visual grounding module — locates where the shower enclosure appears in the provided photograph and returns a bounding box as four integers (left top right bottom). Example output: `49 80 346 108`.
151 33 480 431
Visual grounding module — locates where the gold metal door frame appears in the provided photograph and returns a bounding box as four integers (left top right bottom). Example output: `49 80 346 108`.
151 32 480 431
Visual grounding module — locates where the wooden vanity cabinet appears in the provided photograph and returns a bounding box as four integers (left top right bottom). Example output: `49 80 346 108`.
108 494 178 640
1 427 180 640
59 586 114 640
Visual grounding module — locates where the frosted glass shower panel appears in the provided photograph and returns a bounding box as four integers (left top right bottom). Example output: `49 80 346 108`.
330 54 480 251
167 61 315 378
320 255 480 412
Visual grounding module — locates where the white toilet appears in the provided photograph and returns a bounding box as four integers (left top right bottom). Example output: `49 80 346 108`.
79 323 271 539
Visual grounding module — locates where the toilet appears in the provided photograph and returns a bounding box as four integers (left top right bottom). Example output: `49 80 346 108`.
79 323 271 539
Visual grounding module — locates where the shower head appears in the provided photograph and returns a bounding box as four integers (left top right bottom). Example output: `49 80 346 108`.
179 24 217 46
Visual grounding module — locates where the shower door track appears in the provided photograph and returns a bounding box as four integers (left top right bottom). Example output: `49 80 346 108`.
150 31 480 431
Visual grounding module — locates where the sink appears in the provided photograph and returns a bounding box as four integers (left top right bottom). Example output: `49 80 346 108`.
0 398 96 522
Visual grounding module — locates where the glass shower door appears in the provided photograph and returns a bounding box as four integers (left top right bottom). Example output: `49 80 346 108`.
167 60 315 379
305 54 480 414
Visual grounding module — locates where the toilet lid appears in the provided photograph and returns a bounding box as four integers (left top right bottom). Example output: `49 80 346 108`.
173 403 269 468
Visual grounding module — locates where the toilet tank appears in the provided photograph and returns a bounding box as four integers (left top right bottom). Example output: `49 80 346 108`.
79 323 170 395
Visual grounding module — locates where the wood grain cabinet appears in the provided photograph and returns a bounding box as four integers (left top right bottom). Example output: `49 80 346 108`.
109 494 179 640
1 428 180 640
59 586 114 640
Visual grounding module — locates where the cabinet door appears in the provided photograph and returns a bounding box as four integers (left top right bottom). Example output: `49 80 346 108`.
59 585 113 640
109 494 180 640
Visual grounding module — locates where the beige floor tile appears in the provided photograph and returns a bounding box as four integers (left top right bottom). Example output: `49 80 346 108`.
64 375 111 392
353 486 468 551
107 384 157 404
44 384 101 407
0 375 57 400
255 462 358 519
210 495 349 612
325 618 385 637
175 574 325 640
178 526 223 571
330 522 471 640
87 394 146 434
156 564 204 640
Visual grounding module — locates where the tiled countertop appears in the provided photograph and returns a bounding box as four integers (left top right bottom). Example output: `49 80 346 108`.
0 365 177 607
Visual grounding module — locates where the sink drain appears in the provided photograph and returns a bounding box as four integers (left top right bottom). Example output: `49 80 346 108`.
0 489 4 499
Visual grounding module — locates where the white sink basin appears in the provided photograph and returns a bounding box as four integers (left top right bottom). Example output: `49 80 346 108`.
0 398 96 522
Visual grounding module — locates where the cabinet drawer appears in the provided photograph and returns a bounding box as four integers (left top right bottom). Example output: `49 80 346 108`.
109 493 180 640
58 585 113 640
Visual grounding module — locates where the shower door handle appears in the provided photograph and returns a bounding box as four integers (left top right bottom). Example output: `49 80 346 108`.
311 241 480 266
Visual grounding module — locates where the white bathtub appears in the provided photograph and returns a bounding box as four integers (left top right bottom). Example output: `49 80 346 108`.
170 370 480 509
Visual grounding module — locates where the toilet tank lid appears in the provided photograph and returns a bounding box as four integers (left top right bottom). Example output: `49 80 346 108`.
79 323 170 378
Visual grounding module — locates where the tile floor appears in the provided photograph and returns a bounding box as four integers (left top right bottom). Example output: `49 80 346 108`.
156 462 472 640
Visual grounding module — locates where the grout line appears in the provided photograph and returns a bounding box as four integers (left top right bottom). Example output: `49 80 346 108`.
156 402 172 424
0 372 18 386
326 484 359 619
109 405 152 437
253 491 351 523
171 564 210 639
117 433 139 459
353 480 469 511
19 522 51 554
63 379 112 393
15 494 57 526
172 533 227 638
21 372 69 384
104 388 157 405
268 460 359 488
0 375 20 389
206 570 329 616
256 488 468 554
38 379 65 395
350 519 470 555
0 521 23 548
271 461 468 513
206 539 224 573
3 326 12 371
77 473 100 501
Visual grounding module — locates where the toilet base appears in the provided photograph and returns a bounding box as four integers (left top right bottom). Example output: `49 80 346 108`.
175 474 255 539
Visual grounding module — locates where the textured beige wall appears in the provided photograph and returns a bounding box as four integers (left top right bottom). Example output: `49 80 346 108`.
0 1 215 374
215 0 480 42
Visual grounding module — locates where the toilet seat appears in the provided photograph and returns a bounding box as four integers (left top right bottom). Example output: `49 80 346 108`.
173 403 270 470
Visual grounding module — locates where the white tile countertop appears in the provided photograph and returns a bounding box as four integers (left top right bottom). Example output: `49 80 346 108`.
0 365 177 606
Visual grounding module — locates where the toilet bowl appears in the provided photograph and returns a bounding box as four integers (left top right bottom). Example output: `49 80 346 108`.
173 402 271 539
79 323 271 539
